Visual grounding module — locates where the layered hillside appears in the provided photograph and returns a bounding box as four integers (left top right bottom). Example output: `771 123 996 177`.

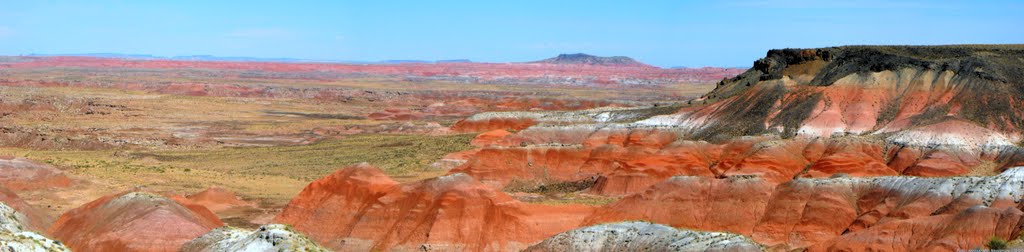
654 45 1024 141
442 45 1024 251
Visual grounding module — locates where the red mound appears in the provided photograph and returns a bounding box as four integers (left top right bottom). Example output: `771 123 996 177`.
275 163 594 251
0 156 72 191
184 187 253 213
49 191 224 252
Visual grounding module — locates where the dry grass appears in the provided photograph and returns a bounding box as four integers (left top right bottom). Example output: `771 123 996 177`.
1 133 474 203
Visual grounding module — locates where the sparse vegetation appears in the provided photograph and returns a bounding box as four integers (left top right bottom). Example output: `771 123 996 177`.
987 236 1008 250
2 133 474 203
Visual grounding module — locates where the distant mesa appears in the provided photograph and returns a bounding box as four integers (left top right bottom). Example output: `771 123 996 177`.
533 53 652 67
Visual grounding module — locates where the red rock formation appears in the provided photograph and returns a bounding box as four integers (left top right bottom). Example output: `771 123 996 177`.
809 206 1024 251
275 163 594 251
0 156 72 191
470 129 514 147
455 128 958 195
49 191 224 252
579 167 1024 251
586 176 775 235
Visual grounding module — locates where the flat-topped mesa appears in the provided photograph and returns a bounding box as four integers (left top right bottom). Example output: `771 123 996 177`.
48 191 224 252
525 221 764 252
532 53 654 68
652 45 1024 143
181 224 327 252
0 202 71 251
586 167 1024 251
275 164 594 251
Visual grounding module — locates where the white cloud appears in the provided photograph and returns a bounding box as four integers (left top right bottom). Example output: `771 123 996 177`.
225 28 294 39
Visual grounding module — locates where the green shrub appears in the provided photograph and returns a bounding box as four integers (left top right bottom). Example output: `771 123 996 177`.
987 236 1008 250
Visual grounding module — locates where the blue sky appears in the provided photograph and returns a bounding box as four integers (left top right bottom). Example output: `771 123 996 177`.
0 0 1021 67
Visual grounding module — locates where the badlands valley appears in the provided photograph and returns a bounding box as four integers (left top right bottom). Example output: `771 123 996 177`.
2 45 1024 251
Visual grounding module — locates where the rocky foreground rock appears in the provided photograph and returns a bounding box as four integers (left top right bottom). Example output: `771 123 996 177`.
525 221 762 252
181 224 327 252
0 201 70 252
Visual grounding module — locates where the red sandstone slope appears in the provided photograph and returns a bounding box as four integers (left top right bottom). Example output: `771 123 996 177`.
48 191 224 252
0 156 72 191
586 167 1024 251
275 163 594 251
453 130 994 196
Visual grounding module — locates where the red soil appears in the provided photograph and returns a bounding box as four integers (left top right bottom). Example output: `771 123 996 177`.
49 191 224 252
275 163 594 251
0 156 72 191
182 187 253 213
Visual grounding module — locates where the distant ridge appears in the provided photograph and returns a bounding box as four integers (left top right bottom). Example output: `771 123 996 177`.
25 53 471 64
533 53 652 67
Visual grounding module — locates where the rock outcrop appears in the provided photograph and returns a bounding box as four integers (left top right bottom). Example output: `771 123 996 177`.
49 191 224 252
525 221 763 252
0 186 49 232
275 163 594 251
0 201 71 252
181 224 327 252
